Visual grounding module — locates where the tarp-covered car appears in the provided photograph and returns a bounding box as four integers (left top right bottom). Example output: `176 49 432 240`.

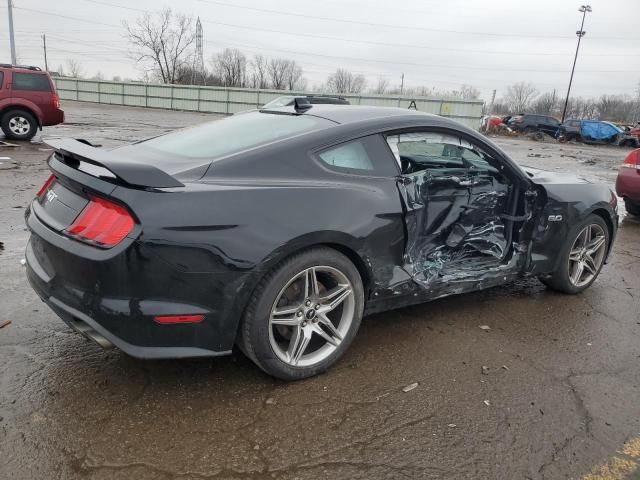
580 121 638 147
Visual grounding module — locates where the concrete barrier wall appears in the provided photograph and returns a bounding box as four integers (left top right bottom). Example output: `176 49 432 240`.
53 78 483 129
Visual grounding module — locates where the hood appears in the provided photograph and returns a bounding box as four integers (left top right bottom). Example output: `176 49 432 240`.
521 166 592 185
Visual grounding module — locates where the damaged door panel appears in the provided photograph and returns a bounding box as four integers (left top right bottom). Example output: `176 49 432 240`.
387 131 526 291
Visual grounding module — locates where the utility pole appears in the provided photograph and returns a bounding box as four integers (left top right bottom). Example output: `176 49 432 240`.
42 34 48 71
400 73 404 96
7 0 17 65
561 5 592 123
489 89 496 113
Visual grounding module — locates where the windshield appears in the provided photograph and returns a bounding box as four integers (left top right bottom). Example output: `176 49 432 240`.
262 96 296 108
137 111 333 160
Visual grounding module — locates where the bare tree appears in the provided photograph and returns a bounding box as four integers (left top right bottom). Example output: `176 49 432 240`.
91 71 105 81
327 69 351 93
373 77 389 94
503 82 538 113
212 48 247 87
248 54 268 89
459 84 481 100
531 90 559 116
125 8 196 84
285 61 305 90
566 97 598 120
268 58 292 90
327 68 366 94
595 94 636 121
65 59 84 78
491 101 510 115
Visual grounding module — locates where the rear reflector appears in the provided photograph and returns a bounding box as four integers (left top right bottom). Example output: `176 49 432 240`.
65 196 134 247
154 315 205 324
622 149 640 169
36 174 56 199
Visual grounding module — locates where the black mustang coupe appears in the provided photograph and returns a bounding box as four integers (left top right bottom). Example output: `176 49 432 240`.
25 105 618 380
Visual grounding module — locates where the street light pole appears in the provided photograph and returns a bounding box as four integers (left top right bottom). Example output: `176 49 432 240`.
42 34 49 72
7 0 17 65
561 5 592 123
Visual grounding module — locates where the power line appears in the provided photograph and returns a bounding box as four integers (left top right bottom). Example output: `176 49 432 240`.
12 3 637 95
13 6 122 28
18 6 637 73
199 38 638 74
79 0 640 51
197 0 638 41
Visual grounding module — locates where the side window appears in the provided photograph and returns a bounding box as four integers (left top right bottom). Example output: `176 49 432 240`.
319 141 374 171
0 71 4 88
12 73 51 92
386 131 504 176
317 136 399 176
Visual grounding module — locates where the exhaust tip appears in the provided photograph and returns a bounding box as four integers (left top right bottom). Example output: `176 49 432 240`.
68 317 114 349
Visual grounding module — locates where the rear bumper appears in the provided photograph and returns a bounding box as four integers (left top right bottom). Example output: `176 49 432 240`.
42 108 64 127
24 207 249 359
616 167 640 203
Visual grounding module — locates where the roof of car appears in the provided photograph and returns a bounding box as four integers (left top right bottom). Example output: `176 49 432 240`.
0 64 46 74
264 104 433 125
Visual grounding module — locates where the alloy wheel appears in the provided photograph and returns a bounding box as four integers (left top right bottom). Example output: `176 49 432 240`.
268 266 355 367
567 223 607 288
8 116 31 136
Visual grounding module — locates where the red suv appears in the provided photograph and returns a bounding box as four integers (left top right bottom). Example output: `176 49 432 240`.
0 64 64 141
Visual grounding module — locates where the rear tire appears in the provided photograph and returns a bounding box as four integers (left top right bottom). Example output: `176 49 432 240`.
540 214 609 294
238 247 364 380
625 199 640 216
1 109 37 141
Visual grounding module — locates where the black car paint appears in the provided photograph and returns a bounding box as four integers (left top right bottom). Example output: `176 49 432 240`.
508 114 561 137
24 106 618 358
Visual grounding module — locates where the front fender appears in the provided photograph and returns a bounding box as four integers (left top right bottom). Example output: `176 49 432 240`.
528 182 616 275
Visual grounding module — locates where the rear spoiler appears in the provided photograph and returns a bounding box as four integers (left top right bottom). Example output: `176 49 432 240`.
45 138 184 188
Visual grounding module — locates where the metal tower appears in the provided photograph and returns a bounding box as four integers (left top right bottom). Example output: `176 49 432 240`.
191 17 205 85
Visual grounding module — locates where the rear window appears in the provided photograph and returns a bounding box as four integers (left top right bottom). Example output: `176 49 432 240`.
139 111 333 160
12 72 52 91
262 96 295 108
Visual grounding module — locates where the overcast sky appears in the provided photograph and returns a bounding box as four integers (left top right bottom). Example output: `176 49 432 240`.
2 0 639 101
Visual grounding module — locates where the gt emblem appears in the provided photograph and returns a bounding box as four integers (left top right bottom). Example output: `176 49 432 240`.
46 189 58 203
548 215 563 222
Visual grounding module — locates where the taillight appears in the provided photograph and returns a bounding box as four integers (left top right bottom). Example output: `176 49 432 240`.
36 174 56 199
65 196 134 247
51 93 59 109
622 149 640 170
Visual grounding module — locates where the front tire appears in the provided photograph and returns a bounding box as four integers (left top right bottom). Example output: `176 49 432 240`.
238 247 364 380
541 214 610 294
1 110 37 141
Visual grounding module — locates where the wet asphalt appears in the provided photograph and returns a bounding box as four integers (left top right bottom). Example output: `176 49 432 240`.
1 102 639 480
